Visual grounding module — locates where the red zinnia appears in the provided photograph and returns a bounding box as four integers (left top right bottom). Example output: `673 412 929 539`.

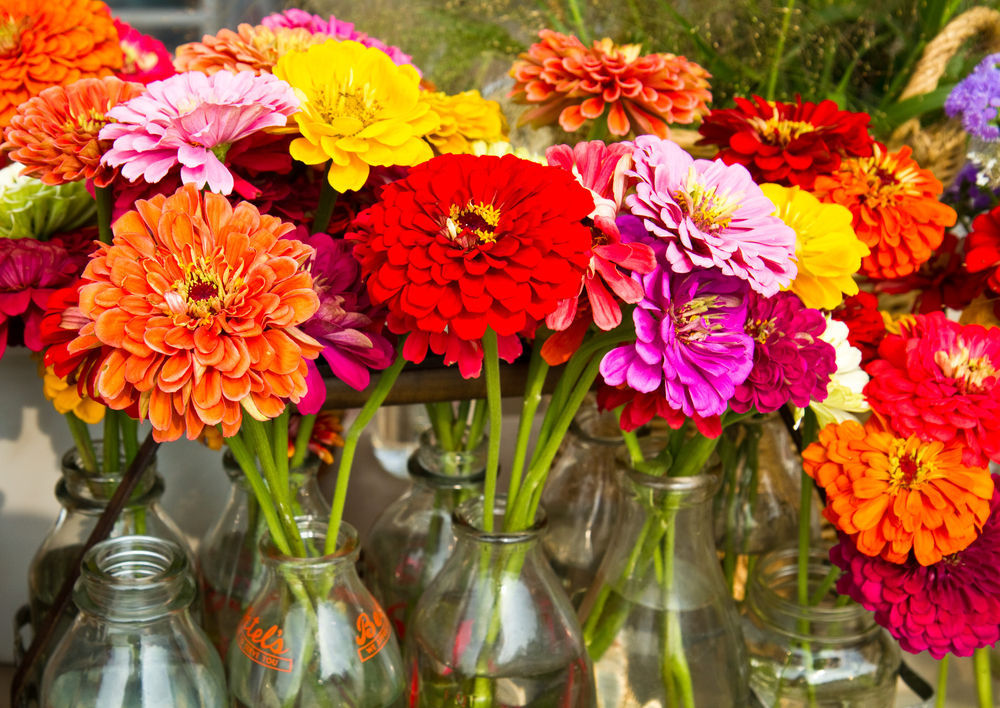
349 153 594 378
596 384 722 438
696 95 874 189
966 202 1000 295
830 292 887 369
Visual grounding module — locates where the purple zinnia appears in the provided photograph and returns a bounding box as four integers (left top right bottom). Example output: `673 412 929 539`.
600 216 754 418
625 135 797 297
293 230 395 414
945 53 1000 141
261 9 418 72
731 290 836 414
830 475 1000 659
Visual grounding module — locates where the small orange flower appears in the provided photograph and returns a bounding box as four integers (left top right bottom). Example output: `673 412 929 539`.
812 144 957 280
803 418 993 566
67 183 322 442
0 0 122 129
2 76 144 186
174 24 326 75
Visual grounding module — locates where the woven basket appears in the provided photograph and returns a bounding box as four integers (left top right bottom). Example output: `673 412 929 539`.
888 6 1000 188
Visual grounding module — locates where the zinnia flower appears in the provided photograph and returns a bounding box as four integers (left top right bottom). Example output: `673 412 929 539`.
0 164 95 239
274 40 435 193
3 76 145 187
803 417 993 565
510 29 711 138
599 231 754 420
100 70 300 195
421 90 508 155
760 184 868 310
173 24 329 76
830 291 887 369
627 135 797 296
799 317 870 429
65 184 322 442
945 53 1000 141
350 153 594 378
864 311 1000 467
596 384 723 438
0 0 122 129
38 359 104 423
811 144 957 280
830 476 1000 659
732 290 836 414
288 409 344 464
966 202 1000 295
113 19 174 85
696 96 874 189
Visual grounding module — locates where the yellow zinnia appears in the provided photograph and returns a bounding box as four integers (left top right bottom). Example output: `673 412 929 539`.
762 184 869 310
38 361 105 424
275 40 437 192
420 90 508 154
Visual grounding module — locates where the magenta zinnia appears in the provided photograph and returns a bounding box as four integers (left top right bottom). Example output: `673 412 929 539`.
349 153 594 379
99 70 300 195
626 135 797 296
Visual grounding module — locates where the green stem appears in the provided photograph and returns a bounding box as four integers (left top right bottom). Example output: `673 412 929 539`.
64 413 97 474
564 0 590 44
808 566 840 606
974 647 993 708
667 432 719 478
102 412 120 476
465 399 488 452
426 401 456 451
290 413 316 469
935 655 949 708
324 348 407 555
311 168 338 234
273 409 289 493
119 416 139 467
764 0 797 100
452 399 471 447
226 430 292 556
618 408 645 466
481 329 503 533
662 511 695 708
504 336 548 523
95 185 114 245
242 416 305 557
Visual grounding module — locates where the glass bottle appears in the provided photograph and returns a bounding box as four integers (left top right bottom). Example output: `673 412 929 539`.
540 401 628 607
578 465 750 707
742 547 900 707
227 517 406 707
408 496 595 707
364 429 486 641
198 450 329 659
40 535 227 708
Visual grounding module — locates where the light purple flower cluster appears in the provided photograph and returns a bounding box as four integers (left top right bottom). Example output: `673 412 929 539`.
731 290 836 414
830 475 1000 659
946 53 1000 141
262 9 418 72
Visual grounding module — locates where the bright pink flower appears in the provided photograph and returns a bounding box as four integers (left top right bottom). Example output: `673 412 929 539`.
99 70 300 194
113 19 175 85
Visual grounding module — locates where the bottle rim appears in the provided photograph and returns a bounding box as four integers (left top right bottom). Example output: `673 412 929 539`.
452 495 547 544
260 515 360 565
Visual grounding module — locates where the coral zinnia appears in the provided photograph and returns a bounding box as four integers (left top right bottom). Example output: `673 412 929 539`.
421 90 508 155
174 24 328 76
113 19 174 85
732 290 836 414
3 76 145 187
760 184 868 310
803 417 993 565
349 153 594 378
830 476 1000 659
697 96 874 189
274 40 435 193
811 144 957 280
65 184 322 442
864 311 1000 467
509 29 711 138
0 0 122 129
100 70 300 195
627 135 797 296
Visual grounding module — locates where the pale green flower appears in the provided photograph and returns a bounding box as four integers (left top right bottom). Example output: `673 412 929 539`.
0 164 96 240
469 139 544 163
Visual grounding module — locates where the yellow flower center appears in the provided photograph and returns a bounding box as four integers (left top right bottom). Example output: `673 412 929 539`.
673 294 736 341
853 149 921 206
935 346 997 395
314 83 381 134
446 201 501 248
887 439 940 490
65 108 109 137
166 257 245 327
0 15 28 56
746 317 777 344
674 168 739 233
750 113 817 146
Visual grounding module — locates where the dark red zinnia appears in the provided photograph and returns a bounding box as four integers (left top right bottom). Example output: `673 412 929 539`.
697 95 874 189
966 202 1000 296
349 153 594 378
596 384 722 438
830 292 887 369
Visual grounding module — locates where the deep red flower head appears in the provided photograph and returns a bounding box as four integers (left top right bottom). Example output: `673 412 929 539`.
864 311 1000 467
830 292 886 369
967 203 1000 295
596 384 722 438
349 153 594 378
697 95 874 189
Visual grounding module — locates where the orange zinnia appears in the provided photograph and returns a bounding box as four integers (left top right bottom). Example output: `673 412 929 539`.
0 0 122 129
67 183 322 442
803 418 993 566
811 144 957 280
174 24 327 75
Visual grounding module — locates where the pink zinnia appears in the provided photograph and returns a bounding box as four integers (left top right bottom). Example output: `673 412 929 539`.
99 70 300 194
544 140 656 335
732 290 836 414
626 135 797 296
830 475 1000 659
113 19 175 85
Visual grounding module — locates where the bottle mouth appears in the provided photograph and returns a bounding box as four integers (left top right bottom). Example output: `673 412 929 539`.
85 535 186 582
453 495 546 543
261 515 360 564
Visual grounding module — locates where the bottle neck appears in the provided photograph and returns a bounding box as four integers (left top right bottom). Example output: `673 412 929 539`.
260 517 361 582
59 444 159 507
452 496 545 562
409 429 487 488
75 536 194 623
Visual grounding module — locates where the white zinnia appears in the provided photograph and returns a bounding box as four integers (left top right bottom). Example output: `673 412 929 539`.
796 317 870 428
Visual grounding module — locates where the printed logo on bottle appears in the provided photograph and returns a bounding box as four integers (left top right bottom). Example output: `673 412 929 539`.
236 613 293 672
356 607 391 662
